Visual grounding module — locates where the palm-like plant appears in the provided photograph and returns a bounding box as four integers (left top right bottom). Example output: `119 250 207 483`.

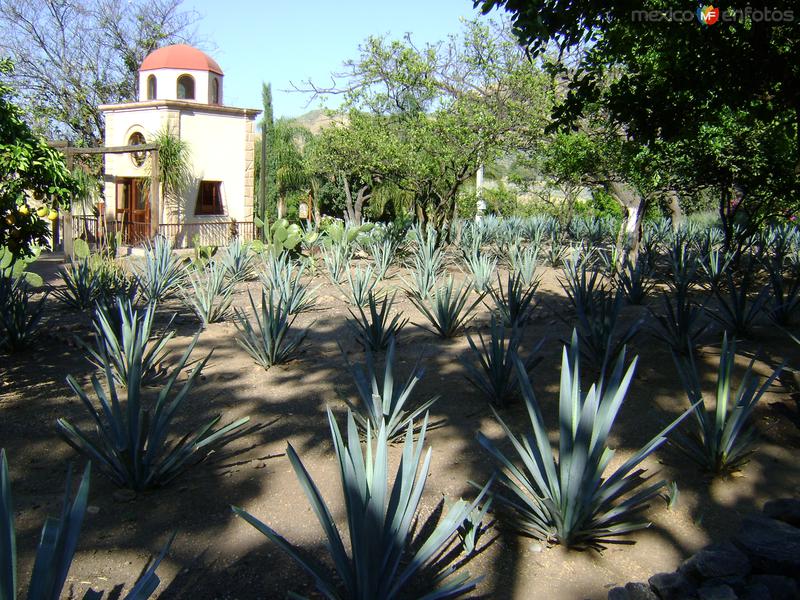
672 333 782 474
57 336 249 490
488 271 540 328
343 336 438 440
346 291 408 351
234 289 306 369
81 298 174 386
409 276 484 338
462 316 542 407
233 409 489 599
133 237 186 304
477 332 695 549
0 451 172 600
182 260 234 326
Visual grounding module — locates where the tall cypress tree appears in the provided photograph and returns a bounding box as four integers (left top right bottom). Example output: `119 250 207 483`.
258 82 275 236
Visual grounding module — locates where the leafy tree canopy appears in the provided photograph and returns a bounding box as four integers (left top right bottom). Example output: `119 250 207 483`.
0 59 77 255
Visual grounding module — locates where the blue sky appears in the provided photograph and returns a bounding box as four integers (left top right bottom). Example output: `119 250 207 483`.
186 0 492 118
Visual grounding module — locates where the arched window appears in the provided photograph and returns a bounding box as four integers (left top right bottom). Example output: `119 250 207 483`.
129 132 146 167
177 74 195 100
211 77 220 104
146 75 157 100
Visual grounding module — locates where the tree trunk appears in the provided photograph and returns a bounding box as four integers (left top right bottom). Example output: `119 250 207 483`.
277 193 286 219
607 181 646 267
353 185 370 226
666 190 683 230
341 175 356 223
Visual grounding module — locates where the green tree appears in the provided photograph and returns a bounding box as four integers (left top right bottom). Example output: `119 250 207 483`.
478 0 800 254
0 59 77 255
256 82 276 231
303 19 551 236
0 0 201 147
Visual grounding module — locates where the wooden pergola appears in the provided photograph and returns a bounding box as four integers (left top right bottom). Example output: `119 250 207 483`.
52 141 160 256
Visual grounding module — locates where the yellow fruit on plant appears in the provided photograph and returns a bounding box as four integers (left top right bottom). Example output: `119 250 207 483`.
47 209 58 221
36 206 48 217
18 204 29 215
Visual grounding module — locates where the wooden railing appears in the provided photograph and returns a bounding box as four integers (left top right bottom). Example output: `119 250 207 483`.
69 216 256 249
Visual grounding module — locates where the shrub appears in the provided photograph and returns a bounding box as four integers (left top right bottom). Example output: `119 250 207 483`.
672 333 782 474
57 335 249 490
233 409 489 599
234 289 306 369
0 450 172 600
763 258 800 325
477 332 694 549
346 291 408 351
343 336 438 439
462 316 542 407
409 276 484 338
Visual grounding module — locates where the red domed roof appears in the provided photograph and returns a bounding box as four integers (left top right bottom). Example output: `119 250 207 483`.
140 44 223 75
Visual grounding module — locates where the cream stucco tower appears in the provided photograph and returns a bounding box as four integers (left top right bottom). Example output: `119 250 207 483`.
99 44 260 246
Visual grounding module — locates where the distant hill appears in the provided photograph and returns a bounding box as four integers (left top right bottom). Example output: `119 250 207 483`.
290 109 346 134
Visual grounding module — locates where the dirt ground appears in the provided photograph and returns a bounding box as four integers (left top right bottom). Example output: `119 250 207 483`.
1 251 799 600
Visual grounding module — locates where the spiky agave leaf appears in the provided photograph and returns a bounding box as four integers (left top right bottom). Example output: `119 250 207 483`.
260 254 318 315
80 298 175 386
464 252 497 294
0 451 174 600
133 237 186 304
649 289 711 355
0 280 47 351
181 260 234 326
343 264 377 307
671 332 783 474
708 272 769 337
233 409 489 599
220 237 256 283
346 291 408 351
343 336 438 440
462 316 543 407
477 331 697 549
409 276 484 338
487 271 540 328
234 289 306 369
57 335 249 490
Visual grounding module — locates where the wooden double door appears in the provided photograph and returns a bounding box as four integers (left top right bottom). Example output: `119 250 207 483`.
115 177 150 244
